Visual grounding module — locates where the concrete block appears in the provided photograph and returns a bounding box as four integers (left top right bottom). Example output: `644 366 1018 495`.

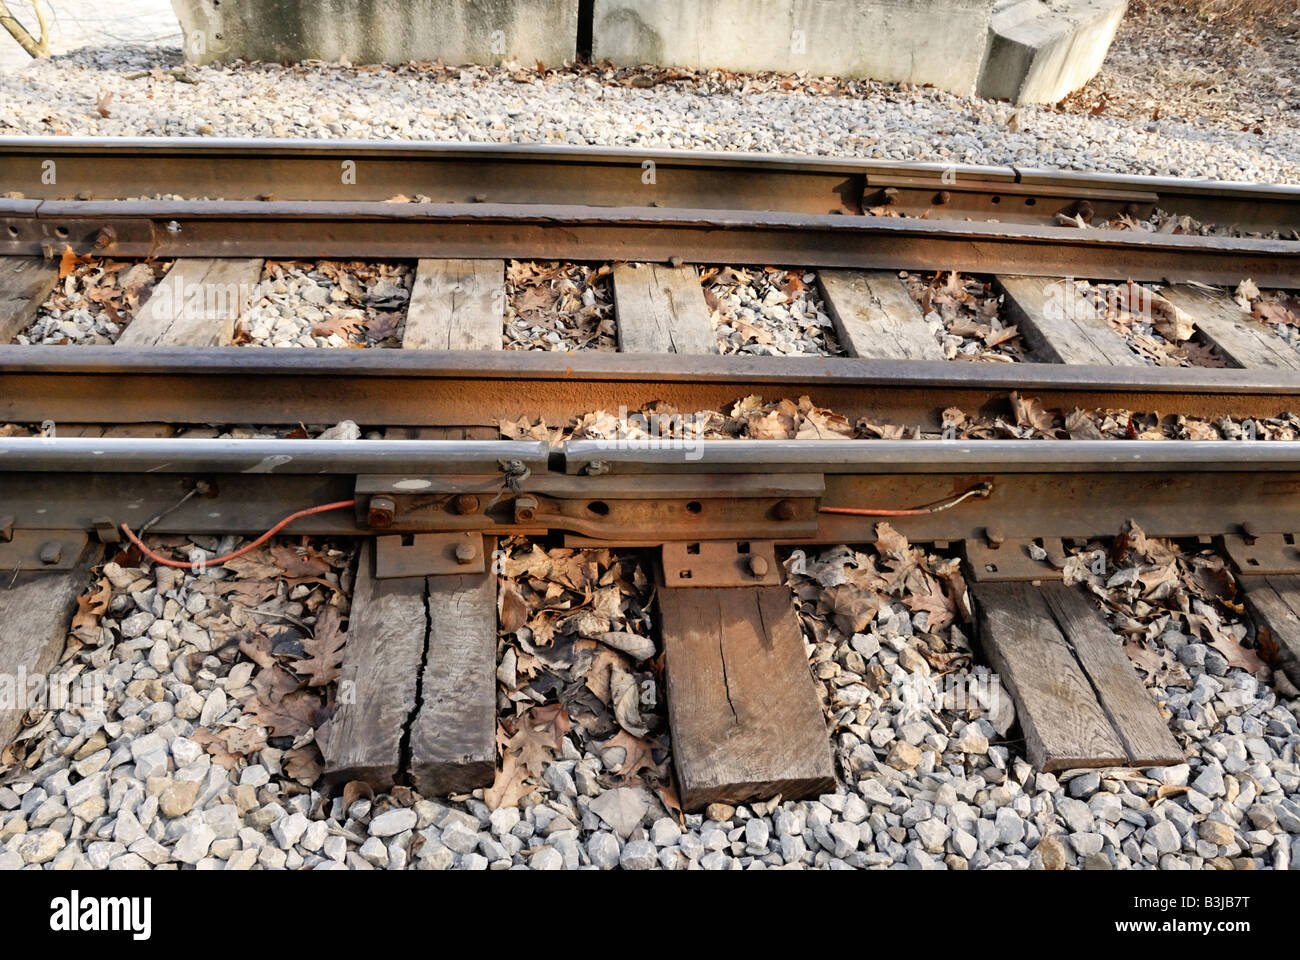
171 0 579 66
592 0 996 96
977 0 1128 104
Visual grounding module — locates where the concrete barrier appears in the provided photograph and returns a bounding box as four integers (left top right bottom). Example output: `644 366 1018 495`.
169 0 1125 105
171 0 579 66
592 0 996 96
977 0 1128 103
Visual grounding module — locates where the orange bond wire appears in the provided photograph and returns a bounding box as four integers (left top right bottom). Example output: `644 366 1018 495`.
120 500 357 570
818 482 992 517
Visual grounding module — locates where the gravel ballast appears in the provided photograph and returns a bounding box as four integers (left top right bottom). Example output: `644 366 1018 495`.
2 524 1297 871
0 38 1294 184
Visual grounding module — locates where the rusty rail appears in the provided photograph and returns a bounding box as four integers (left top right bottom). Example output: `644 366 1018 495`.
2 137 1299 233
3 436 1299 570
5 347 1300 427
3 200 1298 285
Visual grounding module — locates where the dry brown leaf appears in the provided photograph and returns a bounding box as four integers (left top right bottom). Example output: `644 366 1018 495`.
245 686 319 739
485 747 533 810
575 638 625 702
1209 634 1266 674
610 664 650 737
190 728 244 772
342 780 374 813
657 778 685 826
499 584 529 634
601 728 659 780
823 585 879 635
486 703 574 809
270 543 331 578
1010 392 1058 433
282 747 323 785
71 576 111 634
237 634 277 671
297 604 348 687
58 246 92 279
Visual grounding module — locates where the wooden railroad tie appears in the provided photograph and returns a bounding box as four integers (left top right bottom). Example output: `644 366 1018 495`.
997 275 1141 367
321 539 497 794
403 258 505 351
1240 577 1300 688
1161 284 1300 372
123 258 263 347
818 268 945 360
0 257 59 343
657 577 837 811
971 580 1184 772
612 262 718 355
0 541 101 750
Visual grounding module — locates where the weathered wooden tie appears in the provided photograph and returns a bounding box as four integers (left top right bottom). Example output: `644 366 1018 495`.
1161 284 1300 372
817 269 945 360
0 543 100 750
1040 584 1184 766
658 583 836 809
1241 576 1300 687
122 258 263 346
408 571 497 794
612 262 717 354
0 258 59 343
972 580 1182 771
322 540 497 793
403 258 505 350
998 275 1140 366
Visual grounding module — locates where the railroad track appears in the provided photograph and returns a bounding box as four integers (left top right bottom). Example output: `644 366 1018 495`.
3 138 1300 810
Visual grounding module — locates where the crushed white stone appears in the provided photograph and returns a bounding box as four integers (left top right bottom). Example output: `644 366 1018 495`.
0 38 1294 184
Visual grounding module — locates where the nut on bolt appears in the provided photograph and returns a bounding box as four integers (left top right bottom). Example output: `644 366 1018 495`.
749 555 770 578
514 495 538 523
93 226 117 250
773 499 797 522
367 496 396 529
38 541 62 565
455 540 477 565
450 494 480 515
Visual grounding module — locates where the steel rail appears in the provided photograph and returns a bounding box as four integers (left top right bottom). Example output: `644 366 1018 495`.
6 436 1300 474
4 436 1299 555
0 437 551 473
5 198 1298 284
5 347 1300 427
1 137 1298 231
564 439 1300 473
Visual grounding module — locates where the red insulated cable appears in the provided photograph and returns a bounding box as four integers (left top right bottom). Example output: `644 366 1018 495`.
119 499 356 570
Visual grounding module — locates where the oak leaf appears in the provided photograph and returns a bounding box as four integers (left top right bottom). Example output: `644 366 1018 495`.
270 542 331 578
72 576 111 635
600 729 659 780
297 604 348 687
